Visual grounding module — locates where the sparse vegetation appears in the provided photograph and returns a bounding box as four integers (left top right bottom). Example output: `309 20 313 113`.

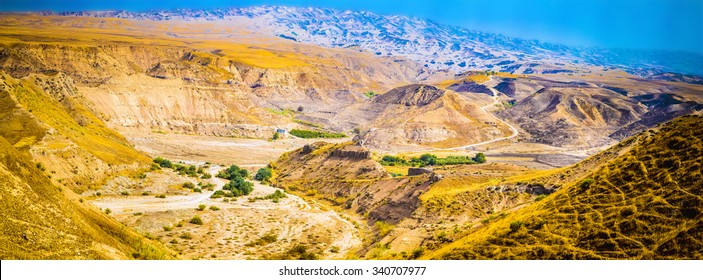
197 204 206 211
153 157 173 168
189 216 203 225
255 167 273 182
379 153 486 167
289 129 346 139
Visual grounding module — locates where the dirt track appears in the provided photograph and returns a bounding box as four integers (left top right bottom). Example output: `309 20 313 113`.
92 165 362 259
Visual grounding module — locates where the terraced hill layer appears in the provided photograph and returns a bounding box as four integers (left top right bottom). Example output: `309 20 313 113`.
430 115 703 259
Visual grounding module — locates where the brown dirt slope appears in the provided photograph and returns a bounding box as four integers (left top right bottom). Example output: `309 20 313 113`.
429 114 703 259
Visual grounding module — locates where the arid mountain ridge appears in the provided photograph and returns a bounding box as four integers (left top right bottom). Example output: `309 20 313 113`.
30 6 703 79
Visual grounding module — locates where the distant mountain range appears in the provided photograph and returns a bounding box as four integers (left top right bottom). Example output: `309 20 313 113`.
35 6 703 77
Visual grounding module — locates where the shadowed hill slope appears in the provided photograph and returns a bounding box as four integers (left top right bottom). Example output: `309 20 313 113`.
429 115 703 259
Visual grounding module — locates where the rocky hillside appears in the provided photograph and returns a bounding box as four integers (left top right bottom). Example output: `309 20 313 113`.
331 84 511 149
0 15 429 138
429 114 703 259
0 71 149 193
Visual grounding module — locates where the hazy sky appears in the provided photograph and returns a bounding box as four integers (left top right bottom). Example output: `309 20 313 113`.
1 0 701 55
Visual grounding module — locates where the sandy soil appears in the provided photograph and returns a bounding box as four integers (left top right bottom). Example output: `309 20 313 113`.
92 165 361 259
121 131 350 165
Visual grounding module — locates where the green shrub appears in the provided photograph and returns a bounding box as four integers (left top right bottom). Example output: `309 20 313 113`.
190 216 203 225
411 247 424 259
217 165 249 180
273 131 280 140
156 194 166 199
182 182 195 189
201 173 212 179
121 191 129 196
255 167 273 182
223 176 254 196
153 157 173 168
473 153 487 164
193 188 202 193
163 225 173 231
179 233 192 240
104 208 112 214
197 204 206 211
510 221 524 232
209 206 220 211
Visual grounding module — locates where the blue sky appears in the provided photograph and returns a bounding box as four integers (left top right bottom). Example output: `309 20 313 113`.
1 0 701 55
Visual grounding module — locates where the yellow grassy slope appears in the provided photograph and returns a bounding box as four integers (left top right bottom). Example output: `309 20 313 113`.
0 137 174 259
428 115 703 259
1 72 148 165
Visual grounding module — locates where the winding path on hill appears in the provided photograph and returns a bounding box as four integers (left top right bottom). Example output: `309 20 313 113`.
407 77 519 153
446 78 519 150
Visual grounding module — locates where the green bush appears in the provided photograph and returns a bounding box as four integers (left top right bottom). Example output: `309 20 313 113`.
120 191 129 196
223 177 254 196
183 182 195 189
201 173 212 179
197 204 206 211
153 157 173 168
255 167 273 182
190 216 203 225
217 165 249 180
273 131 280 140
411 247 424 259
209 206 220 211
473 153 487 164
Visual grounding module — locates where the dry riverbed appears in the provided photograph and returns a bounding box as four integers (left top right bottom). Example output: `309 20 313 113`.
90 165 361 260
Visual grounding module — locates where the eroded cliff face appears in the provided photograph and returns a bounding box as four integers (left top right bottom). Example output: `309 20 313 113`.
0 41 426 138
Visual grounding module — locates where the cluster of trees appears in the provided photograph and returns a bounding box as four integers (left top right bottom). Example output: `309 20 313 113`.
289 129 347 139
152 157 206 178
215 164 254 197
217 164 249 179
379 153 486 167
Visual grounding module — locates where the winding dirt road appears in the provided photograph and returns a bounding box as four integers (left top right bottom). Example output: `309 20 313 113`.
447 78 519 150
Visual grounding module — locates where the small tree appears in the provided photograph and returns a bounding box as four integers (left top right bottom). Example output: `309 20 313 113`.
273 131 280 140
255 167 273 182
473 153 486 163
